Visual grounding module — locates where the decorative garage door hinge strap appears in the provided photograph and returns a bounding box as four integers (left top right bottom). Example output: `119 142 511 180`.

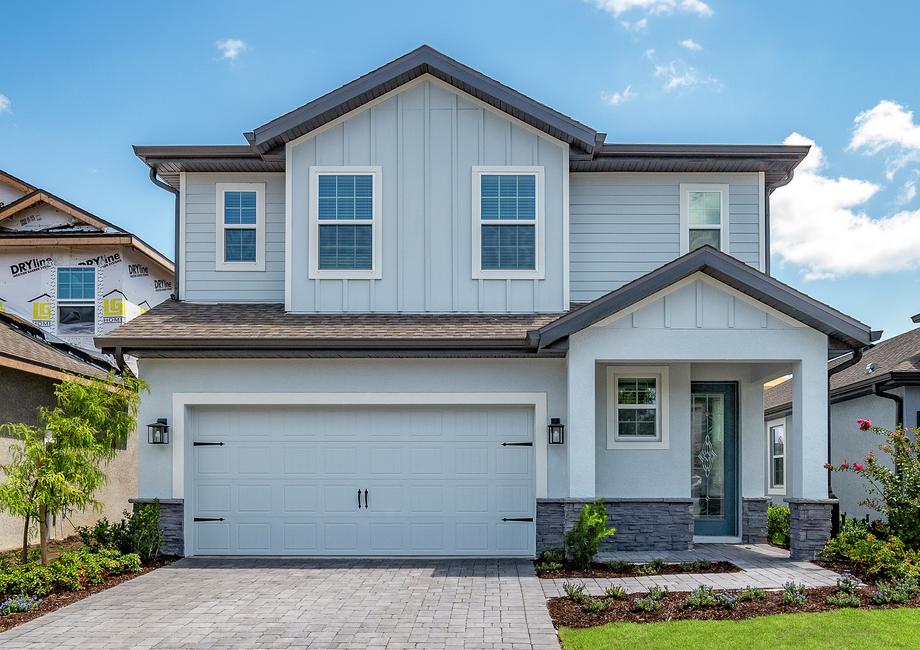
193 517 225 522
500 442 533 446
501 517 534 522
193 441 225 446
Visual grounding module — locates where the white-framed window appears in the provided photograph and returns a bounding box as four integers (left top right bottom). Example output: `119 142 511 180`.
215 182 266 271
308 166 382 280
767 417 786 495
680 183 729 255
472 166 544 279
56 266 96 335
607 366 670 449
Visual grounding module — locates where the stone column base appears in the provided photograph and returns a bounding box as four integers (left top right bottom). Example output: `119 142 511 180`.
741 497 770 544
130 498 184 557
785 497 836 561
536 498 694 553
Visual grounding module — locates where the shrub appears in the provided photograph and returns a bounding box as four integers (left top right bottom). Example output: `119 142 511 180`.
825 591 860 608
76 502 163 562
767 504 790 547
582 596 608 613
821 526 918 579
719 594 738 610
782 581 807 606
647 585 668 600
836 573 860 594
871 576 919 605
638 559 665 576
826 421 920 548
683 585 721 610
0 548 141 598
562 581 588 604
605 560 631 573
632 587 667 613
564 499 616 570
0 595 41 615
738 586 767 601
534 548 564 572
604 585 627 600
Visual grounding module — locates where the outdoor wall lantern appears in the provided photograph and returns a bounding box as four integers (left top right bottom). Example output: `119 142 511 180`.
147 418 170 445
548 418 565 445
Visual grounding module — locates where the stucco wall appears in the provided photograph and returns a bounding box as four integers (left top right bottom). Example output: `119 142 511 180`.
0 368 137 550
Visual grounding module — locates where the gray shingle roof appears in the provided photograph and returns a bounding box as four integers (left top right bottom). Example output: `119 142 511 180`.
0 312 114 380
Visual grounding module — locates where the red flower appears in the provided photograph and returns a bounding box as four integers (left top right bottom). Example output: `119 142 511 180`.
857 418 872 431
853 462 865 471
839 462 850 469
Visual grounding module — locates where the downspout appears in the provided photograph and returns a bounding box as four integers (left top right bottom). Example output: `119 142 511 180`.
826 346 866 535
147 166 180 301
873 382 904 430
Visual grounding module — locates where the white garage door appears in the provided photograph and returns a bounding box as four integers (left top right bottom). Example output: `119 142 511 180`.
188 404 535 556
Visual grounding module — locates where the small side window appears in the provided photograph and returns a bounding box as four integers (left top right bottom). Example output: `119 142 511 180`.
680 184 729 255
216 183 265 271
57 267 96 335
607 366 670 449
767 417 786 495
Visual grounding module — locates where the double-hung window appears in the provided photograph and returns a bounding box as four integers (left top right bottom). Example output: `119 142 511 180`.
680 184 729 254
216 183 265 271
473 166 544 279
309 167 381 279
767 417 786 494
607 366 670 449
57 267 96 335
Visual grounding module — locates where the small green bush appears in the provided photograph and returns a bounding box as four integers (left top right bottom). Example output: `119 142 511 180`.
632 594 662 612
562 581 588 604
582 596 608 613
782 581 807 606
683 585 721 610
871 576 919 604
821 526 919 579
534 549 564 572
637 559 665 575
0 595 41 615
605 560 631 573
564 499 616 570
604 584 627 600
738 586 767 601
826 591 860 608
768 504 790 547
76 502 163 562
0 548 141 598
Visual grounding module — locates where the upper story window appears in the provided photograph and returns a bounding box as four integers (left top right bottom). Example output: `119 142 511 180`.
472 166 544 279
216 183 266 271
680 184 729 255
57 266 95 335
606 366 670 450
309 167 381 280
767 417 786 495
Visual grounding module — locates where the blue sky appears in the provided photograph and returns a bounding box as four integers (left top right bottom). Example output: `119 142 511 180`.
1 1 918 338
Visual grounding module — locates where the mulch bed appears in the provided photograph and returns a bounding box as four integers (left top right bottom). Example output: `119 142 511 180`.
548 587 920 628
536 560 740 579
0 556 175 633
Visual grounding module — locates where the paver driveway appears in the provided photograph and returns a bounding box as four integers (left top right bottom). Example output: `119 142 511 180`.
0 558 559 649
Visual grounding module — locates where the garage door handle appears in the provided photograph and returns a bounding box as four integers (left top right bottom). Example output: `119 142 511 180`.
193 441 224 446
364 489 369 509
501 442 533 446
193 517 225 522
501 517 534 522
357 489 362 509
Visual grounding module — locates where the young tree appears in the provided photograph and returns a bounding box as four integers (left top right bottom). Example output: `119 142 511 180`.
0 372 146 564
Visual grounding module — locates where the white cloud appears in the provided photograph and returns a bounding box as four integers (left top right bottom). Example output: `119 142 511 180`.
0 94 10 114
216 38 247 60
593 0 712 17
602 85 637 106
771 132 920 279
678 38 703 51
849 100 920 179
644 48 656 60
898 177 918 206
653 60 719 91
620 17 648 31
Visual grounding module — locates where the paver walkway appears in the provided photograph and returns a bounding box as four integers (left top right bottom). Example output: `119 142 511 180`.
540 543 844 598
0 558 559 649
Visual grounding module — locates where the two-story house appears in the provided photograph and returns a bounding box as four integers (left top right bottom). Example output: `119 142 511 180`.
99 46 876 560
0 168 175 353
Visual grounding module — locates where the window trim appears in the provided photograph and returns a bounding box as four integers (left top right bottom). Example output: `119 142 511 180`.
679 183 730 255
56 266 96 336
766 416 787 495
215 182 266 272
606 366 670 450
308 166 382 280
471 166 545 280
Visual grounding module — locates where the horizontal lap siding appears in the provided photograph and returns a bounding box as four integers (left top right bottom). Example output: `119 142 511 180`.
569 173 762 303
183 173 285 302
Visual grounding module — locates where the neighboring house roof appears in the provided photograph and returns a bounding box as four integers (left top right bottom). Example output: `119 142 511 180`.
134 45 808 192
532 246 876 353
0 180 174 276
0 310 115 381
765 325 920 416
95 300 564 357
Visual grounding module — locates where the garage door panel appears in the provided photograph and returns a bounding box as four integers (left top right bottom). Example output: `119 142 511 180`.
190 404 534 556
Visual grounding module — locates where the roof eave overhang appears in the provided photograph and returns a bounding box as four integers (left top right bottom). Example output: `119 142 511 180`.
0 233 174 275
765 370 920 417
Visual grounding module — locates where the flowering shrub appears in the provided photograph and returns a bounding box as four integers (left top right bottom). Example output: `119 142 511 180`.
0 548 141 598
871 576 919 604
825 419 920 548
0 595 41 615
821 522 918 579
782 581 807 606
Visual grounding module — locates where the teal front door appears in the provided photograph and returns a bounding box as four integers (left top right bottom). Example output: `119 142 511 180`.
691 382 738 537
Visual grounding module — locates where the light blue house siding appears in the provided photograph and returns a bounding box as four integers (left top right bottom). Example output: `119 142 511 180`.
182 172 286 302
288 77 568 313
569 172 763 303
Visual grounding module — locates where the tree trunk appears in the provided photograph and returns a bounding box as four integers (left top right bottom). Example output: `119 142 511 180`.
20 512 30 564
38 507 50 565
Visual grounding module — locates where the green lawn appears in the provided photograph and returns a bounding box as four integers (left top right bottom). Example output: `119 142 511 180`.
558 608 920 650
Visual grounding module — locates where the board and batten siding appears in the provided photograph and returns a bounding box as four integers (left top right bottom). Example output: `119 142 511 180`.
288 77 568 313
569 172 763 304
182 172 285 302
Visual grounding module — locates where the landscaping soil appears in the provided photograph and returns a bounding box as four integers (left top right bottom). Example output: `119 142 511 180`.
0 556 175 633
548 586 920 628
536 560 740 579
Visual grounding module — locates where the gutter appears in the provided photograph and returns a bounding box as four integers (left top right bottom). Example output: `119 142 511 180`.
147 166 180 300
873 382 905 429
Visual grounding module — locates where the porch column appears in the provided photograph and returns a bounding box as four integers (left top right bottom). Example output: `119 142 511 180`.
566 345 596 498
